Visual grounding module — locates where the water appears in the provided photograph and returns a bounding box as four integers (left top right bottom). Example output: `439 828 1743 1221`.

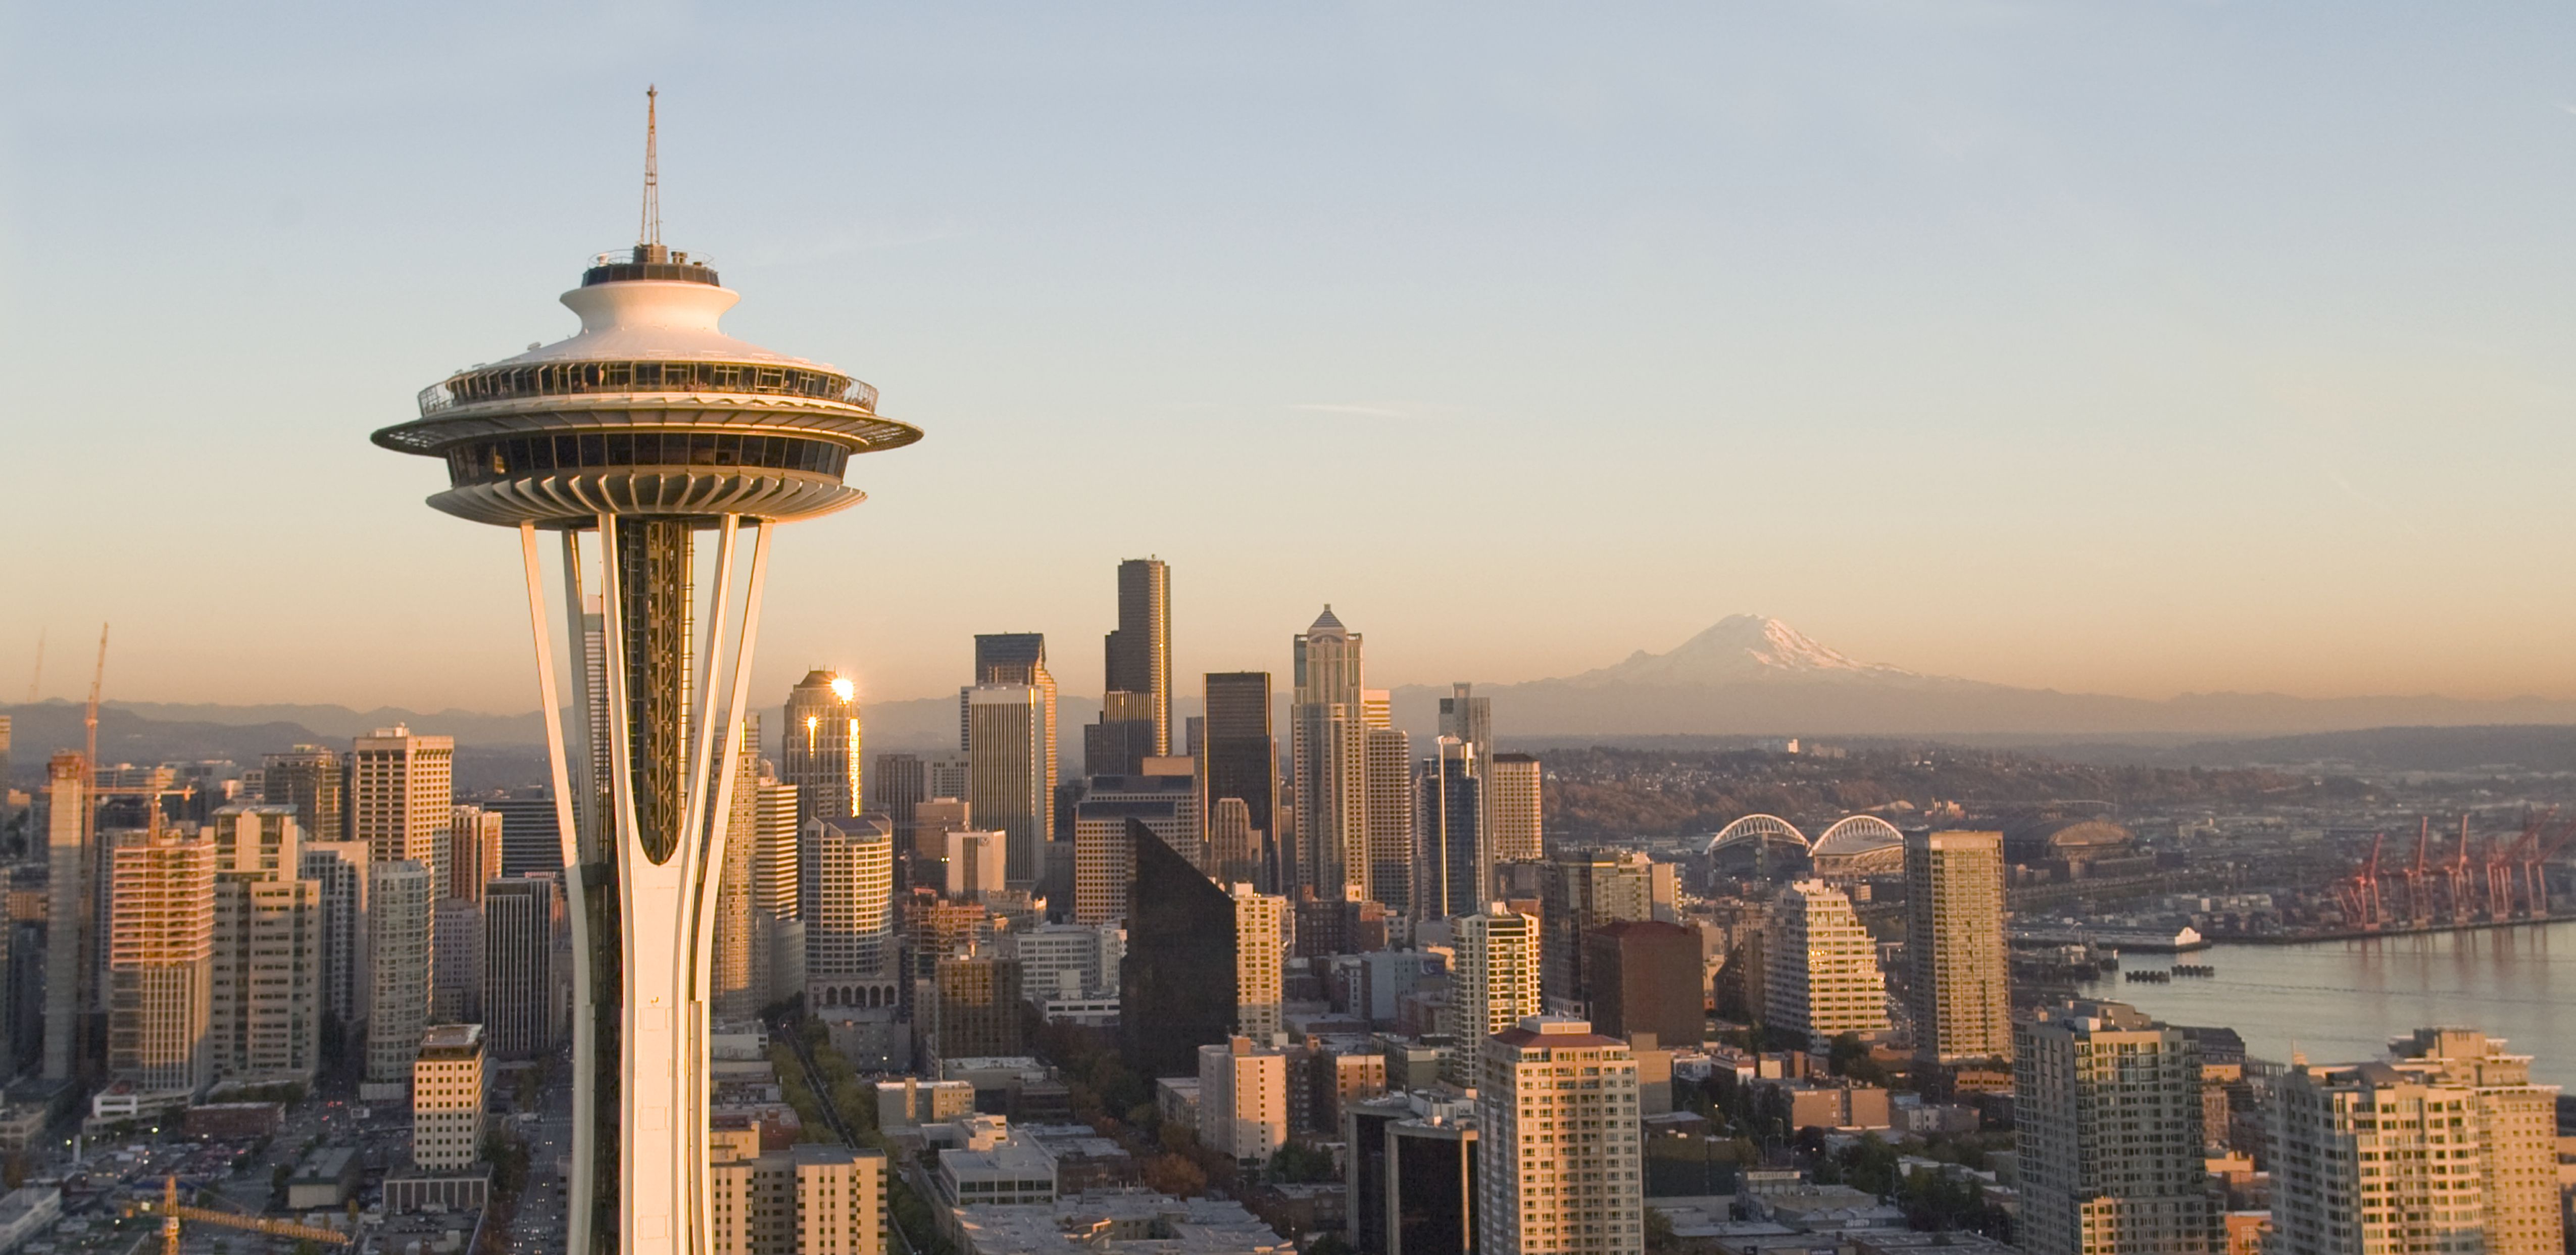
2071 919 2576 1088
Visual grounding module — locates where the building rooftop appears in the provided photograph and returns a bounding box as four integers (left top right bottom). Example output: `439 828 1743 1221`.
418 1024 485 1058
950 1190 1292 1255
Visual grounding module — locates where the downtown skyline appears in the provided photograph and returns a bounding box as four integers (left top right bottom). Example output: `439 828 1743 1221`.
12 5 2576 713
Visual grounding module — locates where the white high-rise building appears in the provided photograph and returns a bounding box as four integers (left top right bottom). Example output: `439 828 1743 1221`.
2014 1000 2211 1255
752 778 801 1010
1444 907 1542 1084
352 727 454 881
1231 883 1287 1044
447 805 504 901
709 1134 888 1255
207 804 323 1081
412 1023 486 1171
713 718 760 1022
1904 830 2010 1063
2273 1028 2562 1255
965 685 1049 889
1291 607 1367 896
802 817 896 1009
370 97 922 1255
41 752 87 1081
1763 880 1887 1042
783 672 862 835
363 860 433 1100
943 829 1006 901
1199 1035 1290 1165
1476 1016 1644 1255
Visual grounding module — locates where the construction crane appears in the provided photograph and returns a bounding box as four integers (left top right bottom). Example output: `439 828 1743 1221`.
139 1174 352 1253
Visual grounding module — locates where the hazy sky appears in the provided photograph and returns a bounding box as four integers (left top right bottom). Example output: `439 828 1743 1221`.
8 3 2576 715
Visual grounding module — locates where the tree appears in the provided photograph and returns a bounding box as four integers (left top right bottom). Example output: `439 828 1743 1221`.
1266 1142 1337 1184
1143 1153 1208 1198
1644 1205 1677 1254
1308 1234 1358 1255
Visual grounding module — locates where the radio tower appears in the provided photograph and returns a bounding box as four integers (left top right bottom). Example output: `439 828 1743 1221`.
371 91 921 1255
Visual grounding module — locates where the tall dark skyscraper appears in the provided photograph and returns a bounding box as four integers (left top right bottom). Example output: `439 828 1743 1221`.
1202 672 1276 889
1120 825 1237 1078
1102 558 1171 757
1416 738 1482 920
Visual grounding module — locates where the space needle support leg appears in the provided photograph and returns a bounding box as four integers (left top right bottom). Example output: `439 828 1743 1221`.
520 522 597 1255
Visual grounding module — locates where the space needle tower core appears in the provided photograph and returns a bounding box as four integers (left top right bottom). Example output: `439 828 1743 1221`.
372 89 920 1255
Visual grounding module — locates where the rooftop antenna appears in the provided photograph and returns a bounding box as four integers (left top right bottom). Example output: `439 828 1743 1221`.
638 85 663 258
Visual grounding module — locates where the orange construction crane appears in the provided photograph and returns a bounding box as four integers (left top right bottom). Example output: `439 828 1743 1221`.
139 1174 352 1254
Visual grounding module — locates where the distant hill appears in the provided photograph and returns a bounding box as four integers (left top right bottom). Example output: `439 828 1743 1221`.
2025 725 2576 773
1390 615 2576 741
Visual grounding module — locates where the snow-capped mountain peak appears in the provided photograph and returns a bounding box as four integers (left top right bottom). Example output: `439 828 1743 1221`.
1572 615 1921 687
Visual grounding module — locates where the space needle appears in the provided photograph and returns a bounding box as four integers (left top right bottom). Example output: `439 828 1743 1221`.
372 91 921 1254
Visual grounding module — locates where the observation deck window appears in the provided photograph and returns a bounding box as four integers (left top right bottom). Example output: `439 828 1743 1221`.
420 360 877 415
442 433 852 487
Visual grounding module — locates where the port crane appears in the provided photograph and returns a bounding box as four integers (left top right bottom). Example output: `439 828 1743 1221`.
134 1174 351 1254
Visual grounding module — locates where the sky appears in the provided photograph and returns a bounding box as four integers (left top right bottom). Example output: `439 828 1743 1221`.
7 2 2576 714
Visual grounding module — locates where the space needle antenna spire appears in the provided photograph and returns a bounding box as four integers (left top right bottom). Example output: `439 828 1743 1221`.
639 85 662 250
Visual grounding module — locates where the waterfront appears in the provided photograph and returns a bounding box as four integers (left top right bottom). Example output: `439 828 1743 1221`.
2075 918 2576 1088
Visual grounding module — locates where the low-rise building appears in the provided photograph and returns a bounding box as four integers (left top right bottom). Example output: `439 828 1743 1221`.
936 1116 1059 1207
946 1189 1294 1255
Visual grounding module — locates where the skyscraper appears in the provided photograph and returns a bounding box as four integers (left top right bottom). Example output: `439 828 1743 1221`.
301 840 371 1035
801 817 897 1011
1476 1017 1644 1255
1104 558 1173 756
369 120 922 1252
1199 1035 1289 1166
363 860 432 1100
926 950 1024 1067
1436 684 1491 755
107 826 216 1094
351 726 455 883
1904 830 2011 1064
1208 797 1261 888
1345 1090 1479 1255
1202 672 1277 889
1537 851 1676 1009
261 746 343 844
1485 754 1543 865
447 805 505 902
963 633 1057 819
1363 726 1413 913
1231 881 1288 1044
207 804 322 1081
1121 832 1242 1078
713 717 760 1022
2014 1000 2211 1255
1444 908 1541 1084
751 777 800 1009
483 876 564 1060
1415 738 1480 920
1579 921 1704 1047
41 751 88 1081
412 1023 487 1172
1292 608 1366 895
784 671 862 834
965 685 1049 888
1764 880 1888 1042
433 896 483 1024
2272 1028 2563 1255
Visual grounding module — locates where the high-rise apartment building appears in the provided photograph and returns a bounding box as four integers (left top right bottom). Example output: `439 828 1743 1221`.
261 746 344 843
1537 851 1676 1009
483 876 563 1060
1444 908 1542 1084
1105 558 1173 757
1292 608 1367 896
1202 672 1277 890
432 897 482 1024
207 804 322 1081
364 860 433 1100
42 752 88 1081
802 817 897 1010
351 727 455 883
784 672 862 835
2272 1028 2563 1255
1363 726 1413 913
301 840 371 1032
107 827 216 1094
412 1023 486 1171
1199 1035 1289 1166
965 685 1049 887
963 633 1057 820
713 717 760 1022
447 805 505 902
1416 739 1481 920
2014 1000 2211 1255
1476 1017 1644 1255
1764 880 1888 1042
1232 882 1288 1045
1486 754 1543 865
1904 830 2011 1064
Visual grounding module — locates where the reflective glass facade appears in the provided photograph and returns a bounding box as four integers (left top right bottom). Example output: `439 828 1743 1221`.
443 433 852 487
